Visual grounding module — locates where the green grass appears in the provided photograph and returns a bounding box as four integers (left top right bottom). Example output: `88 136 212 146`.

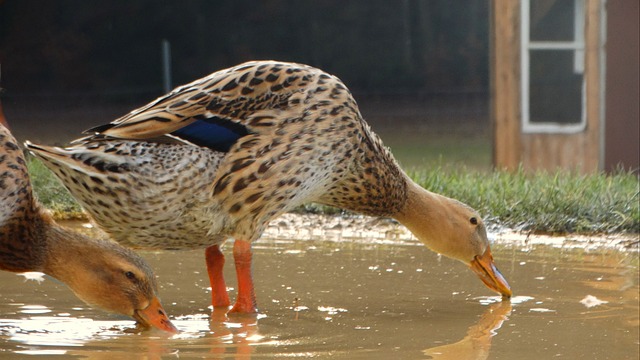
28 157 85 219
408 165 639 234
28 156 639 234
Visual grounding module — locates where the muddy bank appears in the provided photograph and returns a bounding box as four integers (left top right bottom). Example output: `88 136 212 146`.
61 212 640 252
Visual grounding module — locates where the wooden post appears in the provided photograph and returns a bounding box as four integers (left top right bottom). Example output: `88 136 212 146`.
583 0 603 171
491 0 521 171
162 39 172 93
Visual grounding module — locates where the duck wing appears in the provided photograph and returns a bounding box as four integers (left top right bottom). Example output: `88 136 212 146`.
83 61 349 153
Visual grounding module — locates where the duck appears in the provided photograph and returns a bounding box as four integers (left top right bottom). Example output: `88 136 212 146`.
26 60 512 314
0 111 177 332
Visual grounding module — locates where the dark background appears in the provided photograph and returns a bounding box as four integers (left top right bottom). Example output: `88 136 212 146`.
0 0 492 167
1 0 489 95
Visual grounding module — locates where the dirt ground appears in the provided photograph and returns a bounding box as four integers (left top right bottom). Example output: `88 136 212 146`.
61 212 639 252
263 213 639 250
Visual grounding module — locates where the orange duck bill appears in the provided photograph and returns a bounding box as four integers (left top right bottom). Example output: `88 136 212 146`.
469 246 512 298
133 297 178 333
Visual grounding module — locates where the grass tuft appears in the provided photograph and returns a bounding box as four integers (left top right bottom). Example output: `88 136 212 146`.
27 156 85 219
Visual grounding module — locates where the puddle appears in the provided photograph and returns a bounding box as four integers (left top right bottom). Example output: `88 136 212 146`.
0 219 638 359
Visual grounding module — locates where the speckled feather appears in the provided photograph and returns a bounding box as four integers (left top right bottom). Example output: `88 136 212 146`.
1 124 181 331
29 140 226 249
28 61 407 249
0 127 46 271
1 124 157 277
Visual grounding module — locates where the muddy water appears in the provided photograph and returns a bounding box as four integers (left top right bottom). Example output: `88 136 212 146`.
0 221 638 359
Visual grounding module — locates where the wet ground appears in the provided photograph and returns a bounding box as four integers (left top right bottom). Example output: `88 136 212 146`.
1 216 638 359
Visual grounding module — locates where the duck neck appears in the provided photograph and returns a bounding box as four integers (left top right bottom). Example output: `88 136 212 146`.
40 218 102 287
0 206 47 272
392 178 458 256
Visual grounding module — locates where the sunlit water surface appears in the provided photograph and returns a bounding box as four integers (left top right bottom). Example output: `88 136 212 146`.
0 222 638 359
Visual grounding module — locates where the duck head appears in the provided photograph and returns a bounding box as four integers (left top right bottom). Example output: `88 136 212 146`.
44 231 178 333
395 181 512 298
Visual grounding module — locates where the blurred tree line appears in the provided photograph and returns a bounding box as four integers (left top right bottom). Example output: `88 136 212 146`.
0 0 489 100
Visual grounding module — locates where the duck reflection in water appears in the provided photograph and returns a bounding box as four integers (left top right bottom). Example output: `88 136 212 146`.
423 301 512 360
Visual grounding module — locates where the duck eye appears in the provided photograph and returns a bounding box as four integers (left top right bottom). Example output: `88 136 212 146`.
125 271 136 280
470 217 478 225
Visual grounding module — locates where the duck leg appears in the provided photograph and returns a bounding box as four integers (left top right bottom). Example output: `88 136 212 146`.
229 239 258 313
205 244 231 308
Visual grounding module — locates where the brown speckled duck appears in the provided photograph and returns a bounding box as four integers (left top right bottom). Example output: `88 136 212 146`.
27 61 512 314
0 118 176 332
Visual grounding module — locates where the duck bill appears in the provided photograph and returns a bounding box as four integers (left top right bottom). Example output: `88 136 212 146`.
133 296 179 333
469 247 512 298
